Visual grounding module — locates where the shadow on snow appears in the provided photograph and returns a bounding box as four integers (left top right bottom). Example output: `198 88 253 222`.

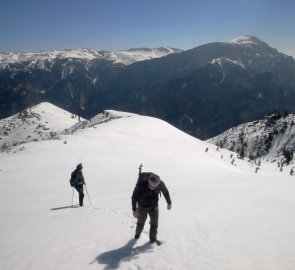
91 239 154 269
50 204 80 210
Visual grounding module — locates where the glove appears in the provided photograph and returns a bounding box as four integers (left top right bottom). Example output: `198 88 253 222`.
167 204 172 210
133 210 139 218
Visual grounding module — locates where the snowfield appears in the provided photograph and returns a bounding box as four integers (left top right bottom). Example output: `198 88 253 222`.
0 102 82 152
1 104 295 270
0 47 181 68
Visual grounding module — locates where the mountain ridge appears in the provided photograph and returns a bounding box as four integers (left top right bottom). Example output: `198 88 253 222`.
0 102 82 151
208 111 295 162
0 47 182 68
1 36 295 139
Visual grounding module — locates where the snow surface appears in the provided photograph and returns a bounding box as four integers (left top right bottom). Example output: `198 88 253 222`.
1 104 295 270
211 58 246 82
229 36 263 46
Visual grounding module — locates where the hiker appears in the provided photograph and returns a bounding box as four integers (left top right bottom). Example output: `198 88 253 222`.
70 163 85 206
131 173 172 243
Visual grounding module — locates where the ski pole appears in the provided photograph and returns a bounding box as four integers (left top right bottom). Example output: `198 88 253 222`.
84 184 92 206
72 186 74 206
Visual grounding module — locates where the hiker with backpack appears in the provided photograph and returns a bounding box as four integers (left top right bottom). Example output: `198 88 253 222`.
70 163 85 206
131 167 172 243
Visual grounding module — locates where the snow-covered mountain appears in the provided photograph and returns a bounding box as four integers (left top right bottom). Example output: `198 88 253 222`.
229 35 272 48
1 36 295 140
106 35 295 138
1 102 295 270
0 47 182 69
63 110 135 135
208 111 295 162
210 35 294 82
0 102 82 152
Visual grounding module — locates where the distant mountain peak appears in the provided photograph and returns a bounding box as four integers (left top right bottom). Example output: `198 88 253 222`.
229 35 264 45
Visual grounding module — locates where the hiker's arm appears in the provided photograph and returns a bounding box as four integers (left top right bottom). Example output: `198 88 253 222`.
131 186 140 211
161 182 172 206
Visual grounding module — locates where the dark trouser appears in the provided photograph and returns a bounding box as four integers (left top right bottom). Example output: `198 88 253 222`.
136 205 159 241
74 184 84 206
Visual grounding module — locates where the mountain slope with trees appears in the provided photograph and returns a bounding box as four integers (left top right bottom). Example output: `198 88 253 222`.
208 111 295 165
1 36 295 138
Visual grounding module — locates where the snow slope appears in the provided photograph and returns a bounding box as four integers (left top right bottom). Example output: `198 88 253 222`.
1 106 295 270
229 36 266 46
0 102 82 152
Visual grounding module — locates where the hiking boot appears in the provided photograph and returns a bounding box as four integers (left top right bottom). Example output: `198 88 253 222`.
150 238 157 243
134 234 140 240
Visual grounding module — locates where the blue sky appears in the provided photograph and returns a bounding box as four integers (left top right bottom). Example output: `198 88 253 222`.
1 0 294 56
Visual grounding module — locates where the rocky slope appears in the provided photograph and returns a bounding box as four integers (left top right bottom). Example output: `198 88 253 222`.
208 111 295 163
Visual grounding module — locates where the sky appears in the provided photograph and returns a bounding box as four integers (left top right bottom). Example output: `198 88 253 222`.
0 0 295 56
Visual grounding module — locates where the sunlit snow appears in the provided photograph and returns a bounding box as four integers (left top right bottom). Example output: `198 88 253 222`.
1 103 295 270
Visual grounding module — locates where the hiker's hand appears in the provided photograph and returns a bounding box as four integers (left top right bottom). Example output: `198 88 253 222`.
167 204 172 210
133 211 139 218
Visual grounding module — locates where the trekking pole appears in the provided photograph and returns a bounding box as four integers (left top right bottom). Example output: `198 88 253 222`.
72 187 74 207
84 184 92 206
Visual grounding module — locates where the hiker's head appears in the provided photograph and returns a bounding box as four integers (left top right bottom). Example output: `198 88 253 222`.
148 173 161 190
76 163 83 171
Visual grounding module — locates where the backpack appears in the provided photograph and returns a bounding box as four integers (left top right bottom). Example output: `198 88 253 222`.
70 171 77 187
136 172 153 186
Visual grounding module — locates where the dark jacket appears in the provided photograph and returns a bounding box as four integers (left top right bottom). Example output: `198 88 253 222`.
132 180 171 211
70 169 85 186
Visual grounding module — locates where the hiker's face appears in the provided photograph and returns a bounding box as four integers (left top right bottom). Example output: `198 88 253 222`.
148 182 159 190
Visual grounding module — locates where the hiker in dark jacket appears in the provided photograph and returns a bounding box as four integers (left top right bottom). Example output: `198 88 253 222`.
131 173 171 243
70 163 85 206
